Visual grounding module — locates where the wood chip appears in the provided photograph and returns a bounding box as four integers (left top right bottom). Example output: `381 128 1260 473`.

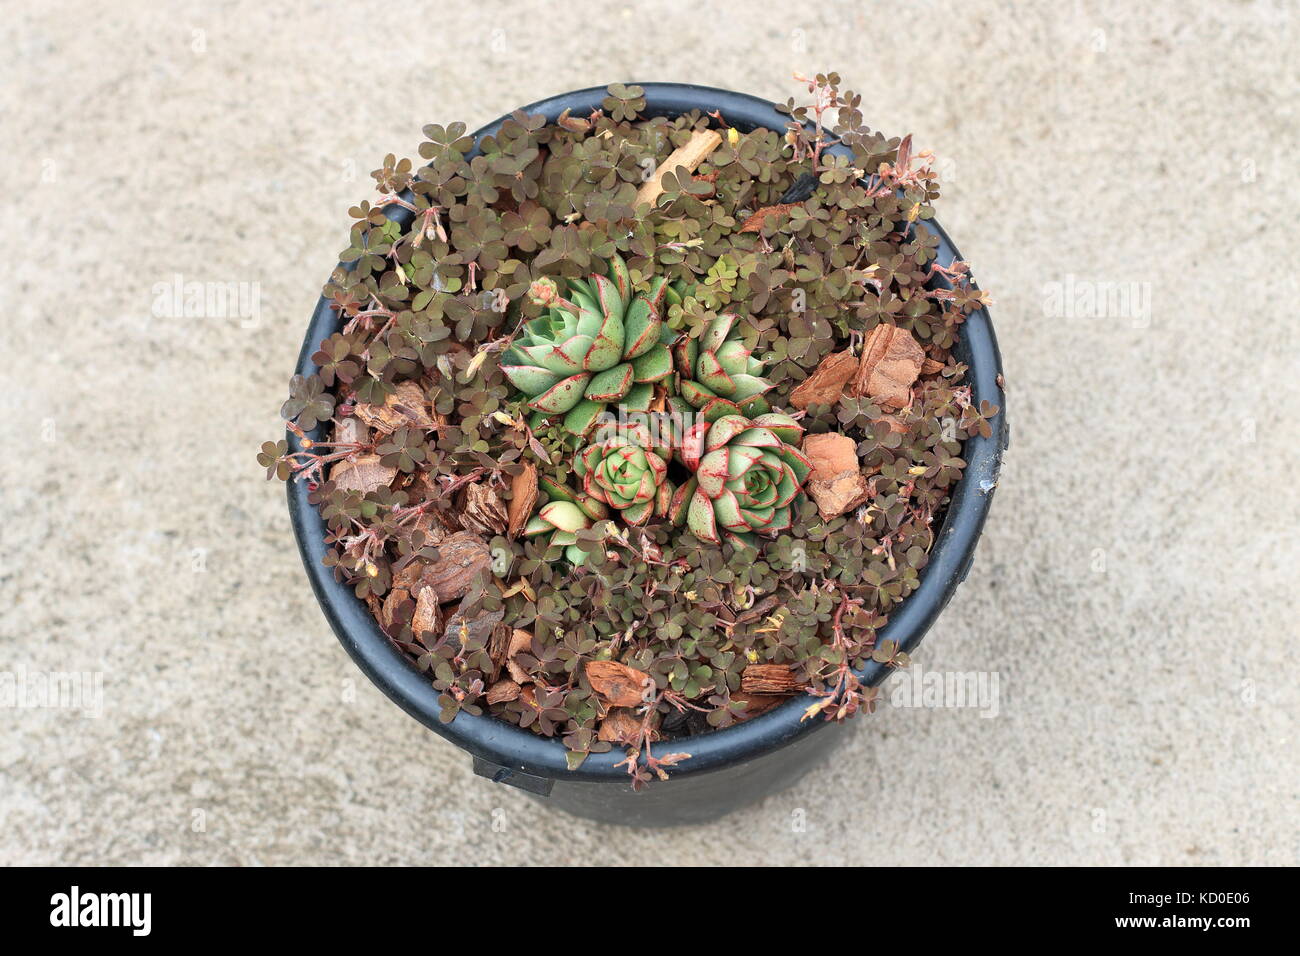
585 660 654 707
921 357 945 376
330 454 397 494
506 461 538 539
460 481 508 536
636 129 722 208
740 663 804 695
738 202 798 233
597 708 656 745
731 691 790 719
379 587 410 634
333 415 370 447
877 414 909 435
801 433 859 481
799 432 870 518
442 601 504 648
506 628 534 683
691 172 719 197
401 473 454 539
789 350 858 409
807 470 872 520
354 380 436 434
733 594 780 626
392 559 421 592
410 531 491 604
411 586 441 639
851 325 925 409
486 679 521 705
486 623 511 677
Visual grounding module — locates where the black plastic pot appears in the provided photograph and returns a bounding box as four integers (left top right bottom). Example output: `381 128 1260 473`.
288 83 1007 827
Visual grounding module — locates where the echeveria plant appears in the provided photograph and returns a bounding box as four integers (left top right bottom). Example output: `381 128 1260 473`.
574 420 673 526
670 412 811 547
673 312 773 421
501 254 674 435
522 475 608 566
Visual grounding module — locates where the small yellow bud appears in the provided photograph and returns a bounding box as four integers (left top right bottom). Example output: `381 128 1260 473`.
300 438 314 450
745 648 759 663
365 563 379 578
908 465 928 476
801 700 826 722
726 127 739 146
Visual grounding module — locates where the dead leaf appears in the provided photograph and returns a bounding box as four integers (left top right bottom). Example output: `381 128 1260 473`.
330 454 397 494
506 462 538 539
894 134 913 176
556 108 591 134
789 350 857 409
851 325 925 409
585 660 654 707
739 203 798 233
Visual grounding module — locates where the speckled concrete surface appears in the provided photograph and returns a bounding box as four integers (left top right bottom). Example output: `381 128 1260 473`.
1 0 1296 865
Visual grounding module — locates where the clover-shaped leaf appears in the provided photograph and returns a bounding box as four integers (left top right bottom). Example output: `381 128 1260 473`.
281 374 335 430
257 440 290 481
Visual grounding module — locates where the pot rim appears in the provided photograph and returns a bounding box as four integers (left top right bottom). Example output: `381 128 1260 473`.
287 82 1007 781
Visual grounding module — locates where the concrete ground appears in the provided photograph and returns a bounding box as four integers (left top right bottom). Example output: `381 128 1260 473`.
1 0 1296 866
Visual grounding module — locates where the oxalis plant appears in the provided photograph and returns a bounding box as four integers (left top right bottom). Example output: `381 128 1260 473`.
261 72 999 787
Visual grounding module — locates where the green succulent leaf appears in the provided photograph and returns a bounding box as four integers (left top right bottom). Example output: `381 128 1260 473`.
530 372 592 413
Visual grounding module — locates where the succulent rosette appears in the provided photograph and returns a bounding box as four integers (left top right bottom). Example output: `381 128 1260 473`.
574 421 673 526
669 411 812 548
673 312 773 421
522 475 609 566
501 254 675 435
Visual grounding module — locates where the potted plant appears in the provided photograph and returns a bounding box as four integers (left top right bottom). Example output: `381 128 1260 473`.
264 74 1006 826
